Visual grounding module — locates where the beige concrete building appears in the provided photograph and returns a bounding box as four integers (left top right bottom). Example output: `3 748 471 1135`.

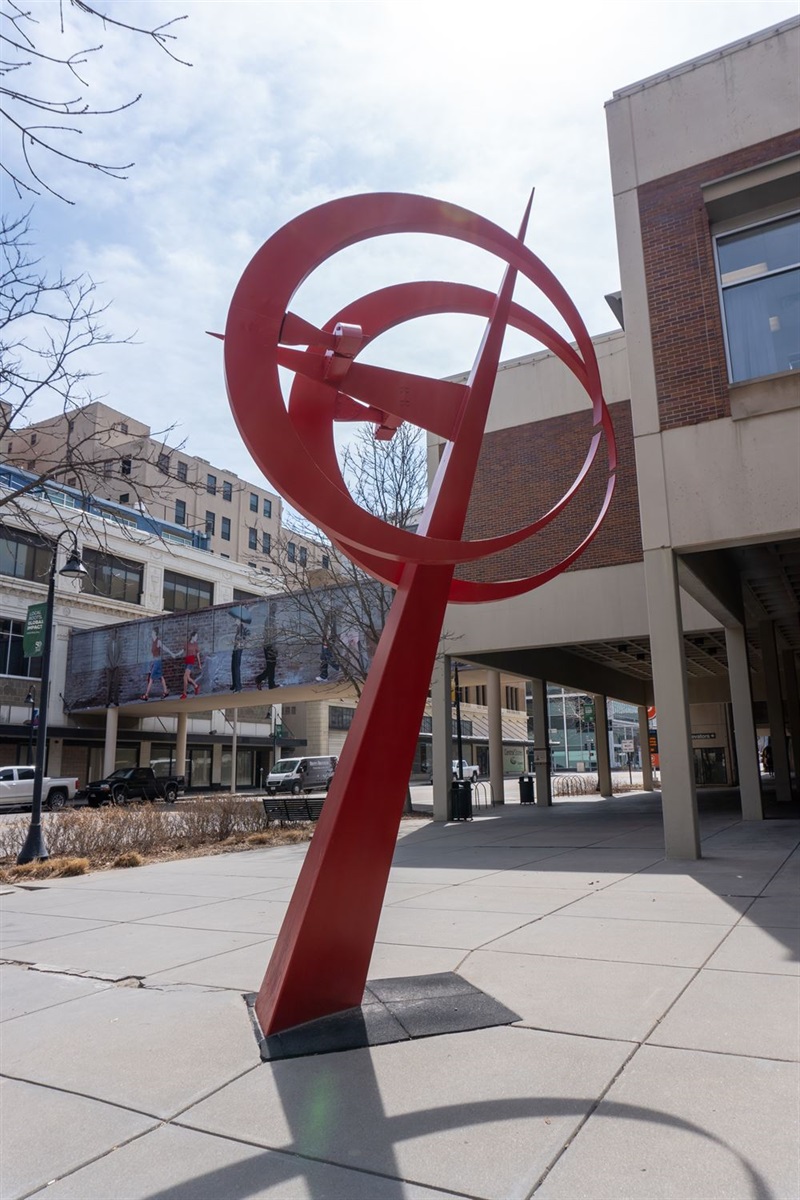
430 19 800 857
5 401 283 572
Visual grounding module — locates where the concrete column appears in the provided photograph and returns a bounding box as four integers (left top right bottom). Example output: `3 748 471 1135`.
760 620 791 803
781 649 800 786
725 624 763 820
230 709 238 794
211 741 223 789
431 654 453 822
638 706 654 790
644 548 700 859
594 695 613 798
530 677 552 806
103 705 118 777
487 668 504 806
175 711 188 779
48 738 64 777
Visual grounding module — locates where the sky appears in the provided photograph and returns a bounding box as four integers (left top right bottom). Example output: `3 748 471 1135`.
7 0 800 497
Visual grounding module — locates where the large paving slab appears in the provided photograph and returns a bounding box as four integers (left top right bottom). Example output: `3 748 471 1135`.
147 937 276 991
1 909 112 949
460 948 694 1042
535 1044 800 1199
485 913 731 967
562 886 752 925
0 962 112 1020
1 1077 157 1200
179 1025 632 1200
375 905 534 950
0 883 227 922
647 969 800 1061
703 923 800 974
5 920 268 978
137 895 290 936
394 883 593 916
2 984 259 1118
32 1122 458 1199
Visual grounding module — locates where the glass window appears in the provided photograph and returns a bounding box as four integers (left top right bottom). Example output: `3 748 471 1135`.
157 453 170 474
233 588 258 602
321 554 330 570
205 511 216 536
249 493 258 513
81 547 143 604
121 457 131 476
162 570 212 613
248 527 257 551
0 525 53 583
0 617 41 677
177 461 188 482
287 541 296 563
103 459 113 478
222 480 232 501
206 473 217 495
329 706 355 730
221 517 231 541
119 492 130 504
174 499 186 525
299 546 307 567
717 213 800 382
262 531 271 555
263 498 272 519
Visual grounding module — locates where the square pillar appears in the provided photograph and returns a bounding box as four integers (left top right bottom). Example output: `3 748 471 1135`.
638 706 654 790
644 548 700 859
530 677 552 806
102 706 119 777
176 711 189 779
760 620 792 803
781 649 799 788
594 695 613 798
487 668 504 805
725 624 763 820
431 654 453 822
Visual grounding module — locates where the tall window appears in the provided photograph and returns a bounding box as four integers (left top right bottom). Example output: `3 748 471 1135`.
177 461 188 482
262 531 271 554
205 511 216 536
287 541 296 563
121 457 131 476
299 546 307 567
157 453 170 474
0 618 41 677
716 213 800 383
249 492 258 513
321 554 330 569
162 570 213 612
248 527 257 551
222 480 232 501
174 499 186 525
81 548 143 604
263 497 272 518
221 517 231 541
206 473 217 495
0 526 52 582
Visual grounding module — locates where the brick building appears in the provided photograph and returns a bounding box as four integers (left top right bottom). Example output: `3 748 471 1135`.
430 19 799 856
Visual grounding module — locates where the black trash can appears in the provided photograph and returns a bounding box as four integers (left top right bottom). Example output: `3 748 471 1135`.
519 774 534 804
451 779 473 821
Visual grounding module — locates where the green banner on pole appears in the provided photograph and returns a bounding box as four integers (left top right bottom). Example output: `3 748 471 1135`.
23 602 47 658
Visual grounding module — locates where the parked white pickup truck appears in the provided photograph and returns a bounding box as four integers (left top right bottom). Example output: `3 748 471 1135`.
0 766 79 811
452 759 480 782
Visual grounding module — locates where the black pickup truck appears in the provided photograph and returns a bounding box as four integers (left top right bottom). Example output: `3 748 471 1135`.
81 767 185 807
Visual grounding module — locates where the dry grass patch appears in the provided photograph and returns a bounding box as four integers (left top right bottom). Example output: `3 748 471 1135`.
0 799 315 876
1 856 89 882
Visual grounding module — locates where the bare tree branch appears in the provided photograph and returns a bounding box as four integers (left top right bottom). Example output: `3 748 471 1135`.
1 0 189 202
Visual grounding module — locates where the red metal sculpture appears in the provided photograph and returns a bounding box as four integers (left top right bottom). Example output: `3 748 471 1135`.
224 193 616 1036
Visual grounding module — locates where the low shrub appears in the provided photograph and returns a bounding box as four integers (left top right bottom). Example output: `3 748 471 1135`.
0 798 309 873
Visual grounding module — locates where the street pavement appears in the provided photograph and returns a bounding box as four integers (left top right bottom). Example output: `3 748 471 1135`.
1 787 798 1199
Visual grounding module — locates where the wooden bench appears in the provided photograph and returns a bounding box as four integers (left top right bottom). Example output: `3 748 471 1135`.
262 796 324 825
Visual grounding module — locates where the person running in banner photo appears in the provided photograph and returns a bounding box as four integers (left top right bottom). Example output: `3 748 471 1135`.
255 603 278 690
141 626 176 700
181 630 202 699
230 609 251 692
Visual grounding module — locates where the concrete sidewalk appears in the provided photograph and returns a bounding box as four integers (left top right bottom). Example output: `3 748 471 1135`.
2 791 798 1199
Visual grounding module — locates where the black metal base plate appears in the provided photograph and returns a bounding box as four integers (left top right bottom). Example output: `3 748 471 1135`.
249 972 520 1062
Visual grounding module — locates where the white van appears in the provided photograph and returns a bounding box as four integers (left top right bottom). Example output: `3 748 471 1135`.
266 756 337 795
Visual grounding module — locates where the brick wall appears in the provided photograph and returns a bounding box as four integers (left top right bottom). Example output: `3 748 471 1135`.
457 400 640 583
638 131 799 432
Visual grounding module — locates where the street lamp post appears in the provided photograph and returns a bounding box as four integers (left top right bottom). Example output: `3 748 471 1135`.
17 535 87 865
24 686 36 765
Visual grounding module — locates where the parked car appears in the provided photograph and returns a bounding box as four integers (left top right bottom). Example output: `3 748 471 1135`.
80 767 185 807
0 766 79 811
266 756 337 795
452 759 480 782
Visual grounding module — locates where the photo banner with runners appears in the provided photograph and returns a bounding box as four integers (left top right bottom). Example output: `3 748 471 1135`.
63 584 382 711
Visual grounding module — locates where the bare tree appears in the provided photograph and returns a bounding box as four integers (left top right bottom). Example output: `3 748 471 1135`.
265 422 429 697
0 210 198 544
1 0 189 203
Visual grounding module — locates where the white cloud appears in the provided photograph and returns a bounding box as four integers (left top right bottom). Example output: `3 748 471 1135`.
13 0 800 493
